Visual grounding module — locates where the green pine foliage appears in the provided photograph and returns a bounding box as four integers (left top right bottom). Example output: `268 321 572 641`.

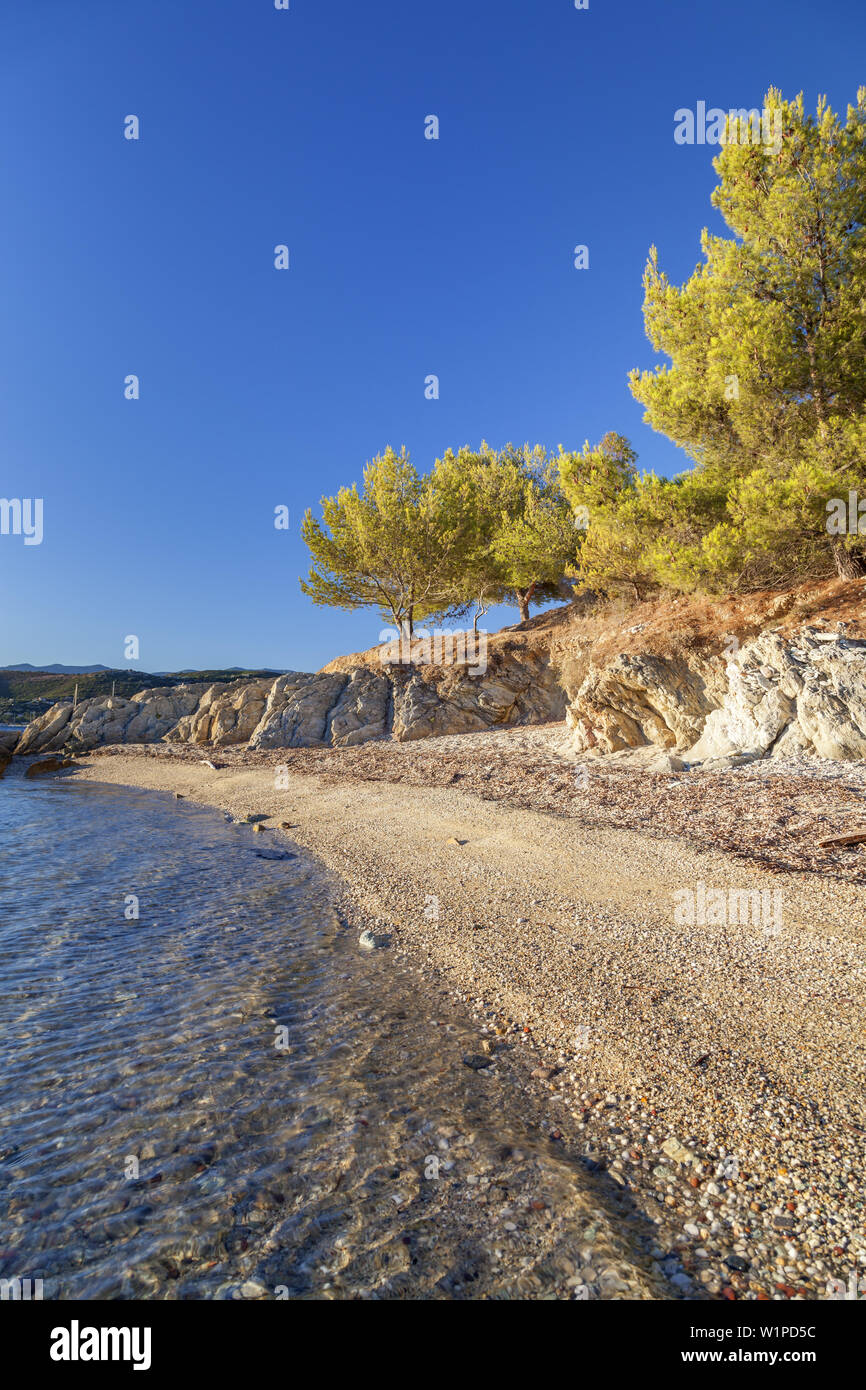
300 443 578 631
432 443 579 621
300 446 476 633
302 89 866 629
621 86 866 592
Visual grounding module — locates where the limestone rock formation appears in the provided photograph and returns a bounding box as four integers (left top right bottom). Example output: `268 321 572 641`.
11 650 567 756
248 673 350 749
326 668 392 747
171 679 272 747
567 625 866 765
11 583 866 764
687 629 866 763
567 652 722 754
14 684 211 755
391 649 566 741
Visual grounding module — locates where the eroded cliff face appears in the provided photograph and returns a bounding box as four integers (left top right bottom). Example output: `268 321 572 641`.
390 648 566 742
559 581 866 766
689 629 866 763
171 679 276 748
11 642 567 755
13 684 214 755
567 628 866 765
12 580 866 763
566 651 723 754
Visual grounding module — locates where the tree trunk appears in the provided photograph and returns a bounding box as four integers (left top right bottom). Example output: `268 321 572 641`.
516 582 537 623
831 539 866 579
806 338 830 442
397 616 414 667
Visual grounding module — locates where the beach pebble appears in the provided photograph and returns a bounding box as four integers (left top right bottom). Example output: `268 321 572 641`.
662 1138 694 1165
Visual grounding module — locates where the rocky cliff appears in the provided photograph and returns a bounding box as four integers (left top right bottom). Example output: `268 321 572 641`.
14 684 215 755
559 580 866 766
11 630 568 756
11 579 866 764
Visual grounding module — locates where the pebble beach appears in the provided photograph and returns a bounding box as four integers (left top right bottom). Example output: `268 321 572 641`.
62 726 866 1302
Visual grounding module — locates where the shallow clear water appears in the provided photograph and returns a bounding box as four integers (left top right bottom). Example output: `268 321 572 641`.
0 777 660 1300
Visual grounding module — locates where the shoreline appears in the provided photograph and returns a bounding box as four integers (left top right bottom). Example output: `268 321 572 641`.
4 773 675 1301
64 742 866 1300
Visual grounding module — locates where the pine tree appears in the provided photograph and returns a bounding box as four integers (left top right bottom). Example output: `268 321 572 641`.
629 87 866 587
300 446 474 634
434 443 579 622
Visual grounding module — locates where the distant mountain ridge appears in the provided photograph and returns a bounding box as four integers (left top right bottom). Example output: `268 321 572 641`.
0 663 112 674
0 666 289 707
1 663 284 676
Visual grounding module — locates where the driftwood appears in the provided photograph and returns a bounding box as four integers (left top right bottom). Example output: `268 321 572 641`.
818 829 866 849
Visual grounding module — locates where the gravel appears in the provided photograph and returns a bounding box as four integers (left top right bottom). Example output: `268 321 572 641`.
76 733 866 1300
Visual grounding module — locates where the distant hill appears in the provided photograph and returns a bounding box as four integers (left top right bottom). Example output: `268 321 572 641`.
0 667 288 706
152 667 284 677
0 663 112 674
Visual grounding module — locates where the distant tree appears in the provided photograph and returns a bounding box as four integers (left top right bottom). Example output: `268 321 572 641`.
434 443 579 622
300 446 473 635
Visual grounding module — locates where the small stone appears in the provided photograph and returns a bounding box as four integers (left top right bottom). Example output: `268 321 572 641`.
463 1054 493 1070
358 930 387 951
662 1137 694 1165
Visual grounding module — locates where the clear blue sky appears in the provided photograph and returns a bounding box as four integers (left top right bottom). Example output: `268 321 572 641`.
1 0 863 672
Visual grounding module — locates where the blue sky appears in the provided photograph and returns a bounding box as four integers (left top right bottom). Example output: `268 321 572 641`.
1 0 863 672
